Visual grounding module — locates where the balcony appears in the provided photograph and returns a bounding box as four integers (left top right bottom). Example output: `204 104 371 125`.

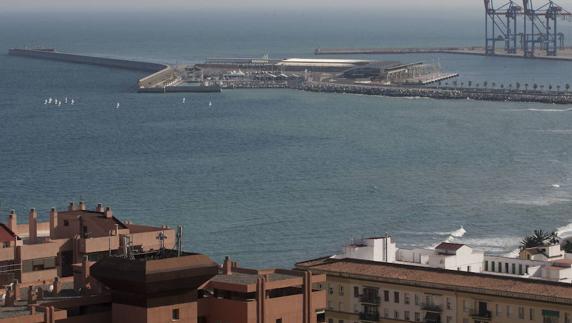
359 294 381 304
359 312 380 322
421 303 443 312
470 310 492 319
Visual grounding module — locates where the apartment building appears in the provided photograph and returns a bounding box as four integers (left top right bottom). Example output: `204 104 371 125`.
335 235 572 283
0 202 176 286
296 256 572 323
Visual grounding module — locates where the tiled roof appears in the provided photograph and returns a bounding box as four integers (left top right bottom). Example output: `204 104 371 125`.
296 257 572 303
435 242 465 251
0 223 17 242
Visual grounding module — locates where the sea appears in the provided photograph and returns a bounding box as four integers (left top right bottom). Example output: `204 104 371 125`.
1 8 572 267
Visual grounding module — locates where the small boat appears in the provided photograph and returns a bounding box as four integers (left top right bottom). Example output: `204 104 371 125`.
116 102 120 109
48 98 53 104
70 99 75 105
44 99 48 105
182 97 186 104
64 97 68 104
209 101 212 107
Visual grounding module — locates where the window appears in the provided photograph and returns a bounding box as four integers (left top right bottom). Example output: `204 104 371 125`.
507 305 512 318
519 264 523 275
172 308 180 321
467 266 471 272
276 320 282 323
384 290 390 302
512 263 516 274
338 320 344 323
404 293 410 304
394 291 400 303
519 306 525 319
530 308 535 321
505 263 509 273
328 286 333 295
496 304 502 316
446 297 452 310
491 262 495 272
394 311 399 319
447 316 452 323
64 220 69 226
463 300 469 313
2 241 10 248
354 286 359 297
328 319 333 323
526 265 530 274
565 312 570 323
384 308 389 318
404 311 410 321
485 261 488 271
339 285 344 296
498 262 502 272
414 293 419 305
415 312 420 322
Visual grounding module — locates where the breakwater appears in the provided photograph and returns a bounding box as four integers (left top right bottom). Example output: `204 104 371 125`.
7 48 216 93
8 48 167 72
301 81 572 104
315 47 485 56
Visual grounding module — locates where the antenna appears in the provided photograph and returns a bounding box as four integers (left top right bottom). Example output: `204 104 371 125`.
176 225 183 257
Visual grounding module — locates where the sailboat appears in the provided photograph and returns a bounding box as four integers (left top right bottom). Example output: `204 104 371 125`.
44 99 48 105
70 99 75 105
64 97 68 104
48 97 53 104
208 101 212 107
116 102 120 109
182 97 186 104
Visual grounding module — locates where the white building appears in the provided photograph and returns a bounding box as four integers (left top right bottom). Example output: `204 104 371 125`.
333 235 572 283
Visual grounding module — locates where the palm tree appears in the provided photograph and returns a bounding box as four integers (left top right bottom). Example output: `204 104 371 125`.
549 84 553 91
520 230 559 250
483 81 488 88
566 83 570 91
525 83 529 91
557 85 561 92
516 82 521 90
492 82 496 88
500 84 505 89
468 81 473 88
508 83 513 90
533 83 538 91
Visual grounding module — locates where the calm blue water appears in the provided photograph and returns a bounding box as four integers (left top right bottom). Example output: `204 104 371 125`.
2 10 572 267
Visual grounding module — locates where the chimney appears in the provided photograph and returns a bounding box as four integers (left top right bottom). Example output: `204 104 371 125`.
49 208 58 239
68 202 76 211
28 208 37 244
104 207 112 219
223 256 232 275
78 201 86 211
95 203 104 212
7 210 17 232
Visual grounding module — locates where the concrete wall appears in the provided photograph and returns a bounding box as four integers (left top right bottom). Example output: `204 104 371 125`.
8 49 166 73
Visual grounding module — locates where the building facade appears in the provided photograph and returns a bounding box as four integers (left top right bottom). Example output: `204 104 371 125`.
296 257 572 323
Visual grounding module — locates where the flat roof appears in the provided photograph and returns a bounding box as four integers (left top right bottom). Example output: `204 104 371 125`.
296 257 572 304
210 272 297 286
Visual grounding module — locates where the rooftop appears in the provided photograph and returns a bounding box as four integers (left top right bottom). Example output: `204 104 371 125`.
210 271 298 286
435 242 466 251
296 257 572 304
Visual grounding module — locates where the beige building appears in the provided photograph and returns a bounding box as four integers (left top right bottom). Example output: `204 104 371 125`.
296 257 572 323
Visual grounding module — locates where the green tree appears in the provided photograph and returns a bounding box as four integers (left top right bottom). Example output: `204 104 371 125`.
516 82 521 90
533 83 538 90
520 230 559 250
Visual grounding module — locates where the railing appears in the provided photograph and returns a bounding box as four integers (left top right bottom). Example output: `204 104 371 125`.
421 303 443 312
359 294 381 304
470 310 492 319
359 312 380 321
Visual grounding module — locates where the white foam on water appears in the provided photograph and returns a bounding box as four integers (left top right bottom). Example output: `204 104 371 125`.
556 222 572 239
504 197 572 206
527 108 572 112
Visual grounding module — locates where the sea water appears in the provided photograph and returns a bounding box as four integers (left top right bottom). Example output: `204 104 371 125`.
1 9 572 267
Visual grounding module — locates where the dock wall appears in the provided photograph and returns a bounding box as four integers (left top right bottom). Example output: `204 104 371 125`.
301 81 572 104
8 48 167 72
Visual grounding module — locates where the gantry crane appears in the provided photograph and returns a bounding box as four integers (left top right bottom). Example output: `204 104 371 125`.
485 0 523 55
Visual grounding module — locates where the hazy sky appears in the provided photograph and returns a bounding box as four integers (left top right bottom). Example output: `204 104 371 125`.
0 0 486 12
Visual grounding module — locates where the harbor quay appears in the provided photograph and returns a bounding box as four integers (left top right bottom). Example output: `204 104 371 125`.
11 48 572 105
0 203 570 322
